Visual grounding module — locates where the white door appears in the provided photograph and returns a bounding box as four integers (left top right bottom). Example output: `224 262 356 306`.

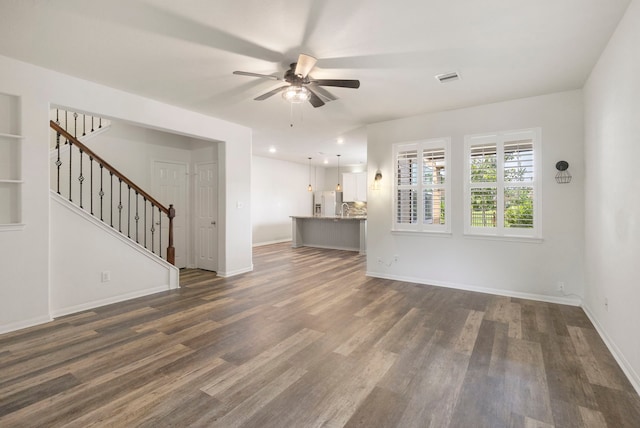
152 161 188 268
195 162 218 271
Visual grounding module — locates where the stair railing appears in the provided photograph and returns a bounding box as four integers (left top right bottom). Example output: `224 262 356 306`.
50 120 176 265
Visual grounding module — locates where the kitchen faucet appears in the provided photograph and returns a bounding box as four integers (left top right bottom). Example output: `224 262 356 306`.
341 202 349 217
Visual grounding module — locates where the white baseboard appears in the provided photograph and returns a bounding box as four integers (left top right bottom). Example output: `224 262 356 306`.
365 271 582 306
0 315 53 335
50 285 172 318
581 303 640 396
252 239 292 247
217 264 254 278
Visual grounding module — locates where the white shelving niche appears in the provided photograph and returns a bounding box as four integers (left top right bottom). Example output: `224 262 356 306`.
0 92 24 231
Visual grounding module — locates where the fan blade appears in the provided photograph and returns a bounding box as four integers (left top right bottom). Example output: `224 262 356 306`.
254 85 289 100
233 71 281 80
309 84 337 101
307 88 325 108
311 79 360 89
294 54 317 78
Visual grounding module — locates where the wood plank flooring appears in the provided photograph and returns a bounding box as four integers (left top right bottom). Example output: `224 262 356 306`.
1 243 639 427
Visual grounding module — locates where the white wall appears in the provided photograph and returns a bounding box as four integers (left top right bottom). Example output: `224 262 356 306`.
0 53 252 333
583 0 640 392
251 156 315 245
50 193 178 316
367 90 585 303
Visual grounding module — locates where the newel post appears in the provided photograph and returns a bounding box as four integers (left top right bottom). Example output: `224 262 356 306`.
167 204 176 265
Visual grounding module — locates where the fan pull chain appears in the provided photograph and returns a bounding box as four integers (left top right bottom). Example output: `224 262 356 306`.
290 102 294 127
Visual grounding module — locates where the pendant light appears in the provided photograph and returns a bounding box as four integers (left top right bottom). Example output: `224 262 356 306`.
336 154 342 192
307 157 313 192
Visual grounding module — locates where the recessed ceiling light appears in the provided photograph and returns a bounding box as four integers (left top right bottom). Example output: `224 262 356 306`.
323 159 329 164
337 138 344 144
269 147 276 153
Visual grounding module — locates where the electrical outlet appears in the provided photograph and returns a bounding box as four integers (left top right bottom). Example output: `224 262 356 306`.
101 271 111 283
557 281 565 293
604 297 609 311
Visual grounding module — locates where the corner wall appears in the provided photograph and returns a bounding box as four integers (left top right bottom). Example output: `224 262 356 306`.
366 90 585 303
583 0 640 392
251 156 315 246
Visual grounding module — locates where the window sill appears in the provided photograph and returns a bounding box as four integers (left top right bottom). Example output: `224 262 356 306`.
391 229 452 238
463 233 543 244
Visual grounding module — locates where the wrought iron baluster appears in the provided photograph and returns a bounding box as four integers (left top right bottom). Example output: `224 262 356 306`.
68 139 73 202
110 172 114 227
135 192 140 243
82 114 86 136
127 185 131 238
99 164 104 221
118 179 123 232
55 132 61 194
78 149 84 209
99 117 102 129
73 112 78 138
65 111 68 136
143 197 147 248
159 209 162 258
89 157 94 215
91 116 95 133
151 206 155 254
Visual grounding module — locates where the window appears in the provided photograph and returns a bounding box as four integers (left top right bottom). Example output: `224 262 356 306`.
393 138 450 233
464 128 540 238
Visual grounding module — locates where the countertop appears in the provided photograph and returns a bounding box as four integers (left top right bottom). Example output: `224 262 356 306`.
290 215 367 221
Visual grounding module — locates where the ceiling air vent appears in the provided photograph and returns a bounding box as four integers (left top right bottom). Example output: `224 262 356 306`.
435 71 460 83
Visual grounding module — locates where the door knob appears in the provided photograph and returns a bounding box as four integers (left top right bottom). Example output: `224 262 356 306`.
211 221 216 225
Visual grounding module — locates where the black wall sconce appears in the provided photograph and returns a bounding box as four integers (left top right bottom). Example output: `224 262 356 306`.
555 161 572 184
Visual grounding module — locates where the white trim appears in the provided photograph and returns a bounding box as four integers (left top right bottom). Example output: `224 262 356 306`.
581 304 640 396
0 315 53 335
217 264 254 278
50 285 171 318
253 239 292 247
365 271 582 306
0 223 26 231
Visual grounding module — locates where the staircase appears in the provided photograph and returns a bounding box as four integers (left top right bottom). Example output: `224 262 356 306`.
50 110 176 265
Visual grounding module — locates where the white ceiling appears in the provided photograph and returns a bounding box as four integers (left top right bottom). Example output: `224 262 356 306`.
0 0 631 167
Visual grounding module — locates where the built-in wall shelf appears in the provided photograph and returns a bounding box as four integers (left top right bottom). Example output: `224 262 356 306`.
0 132 22 139
0 92 22 227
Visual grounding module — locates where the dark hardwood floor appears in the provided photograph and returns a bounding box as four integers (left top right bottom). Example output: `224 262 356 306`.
1 243 639 427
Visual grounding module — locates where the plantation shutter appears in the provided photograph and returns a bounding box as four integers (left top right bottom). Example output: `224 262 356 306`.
464 129 540 238
395 145 418 226
393 139 450 232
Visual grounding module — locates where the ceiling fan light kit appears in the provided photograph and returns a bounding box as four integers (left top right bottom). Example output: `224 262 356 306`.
283 86 310 103
233 53 360 108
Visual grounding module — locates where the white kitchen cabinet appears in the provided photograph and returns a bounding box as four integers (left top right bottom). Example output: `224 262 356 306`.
342 172 367 202
0 92 23 230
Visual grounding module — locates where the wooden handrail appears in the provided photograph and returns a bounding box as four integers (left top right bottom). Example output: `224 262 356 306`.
50 120 176 265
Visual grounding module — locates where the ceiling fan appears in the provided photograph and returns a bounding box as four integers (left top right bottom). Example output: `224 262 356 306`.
233 54 360 108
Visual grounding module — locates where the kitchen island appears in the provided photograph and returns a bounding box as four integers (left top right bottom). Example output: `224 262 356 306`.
290 216 366 255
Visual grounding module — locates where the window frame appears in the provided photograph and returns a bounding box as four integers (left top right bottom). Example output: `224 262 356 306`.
463 128 541 239
392 137 451 234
